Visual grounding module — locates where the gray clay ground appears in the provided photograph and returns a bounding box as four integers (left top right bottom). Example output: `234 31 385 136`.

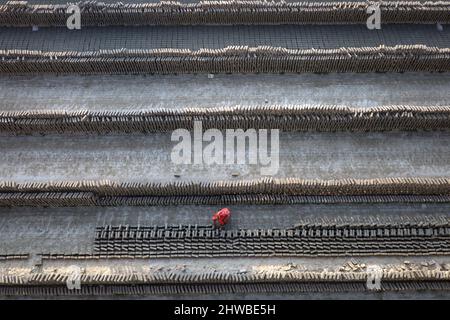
0 132 448 182
0 73 449 112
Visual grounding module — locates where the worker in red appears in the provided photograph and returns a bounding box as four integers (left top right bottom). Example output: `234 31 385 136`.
212 208 231 229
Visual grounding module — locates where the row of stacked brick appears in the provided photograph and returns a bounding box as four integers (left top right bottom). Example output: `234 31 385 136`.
1 46 449 74
1 105 449 134
0 1 449 26
0 178 449 206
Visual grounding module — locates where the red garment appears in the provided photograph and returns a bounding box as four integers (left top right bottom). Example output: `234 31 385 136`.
212 208 231 227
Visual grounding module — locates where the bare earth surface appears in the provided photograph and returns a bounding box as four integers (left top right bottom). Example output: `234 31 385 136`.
0 132 448 182
0 73 449 111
